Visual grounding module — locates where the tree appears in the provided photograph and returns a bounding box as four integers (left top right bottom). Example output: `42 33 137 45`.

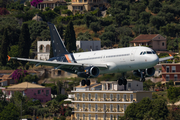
0 28 9 66
12 69 28 83
18 23 31 67
148 0 162 13
23 74 38 83
83 13 97 28
56 81 63 95
90 22 101 33
0 103 19 120
167 87 180 104
64 21 76 53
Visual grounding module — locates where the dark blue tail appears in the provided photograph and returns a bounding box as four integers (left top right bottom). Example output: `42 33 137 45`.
48 23 69 57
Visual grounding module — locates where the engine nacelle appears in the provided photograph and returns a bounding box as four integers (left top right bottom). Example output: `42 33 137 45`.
146 67 155 77
133 67 155 77
77 66 100 78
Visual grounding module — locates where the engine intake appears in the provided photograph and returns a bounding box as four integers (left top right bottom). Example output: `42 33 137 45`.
77 66 99 78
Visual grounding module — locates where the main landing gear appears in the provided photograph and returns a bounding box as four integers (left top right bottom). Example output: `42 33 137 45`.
118 72 127 86
139 69 146 82
81 79 90 86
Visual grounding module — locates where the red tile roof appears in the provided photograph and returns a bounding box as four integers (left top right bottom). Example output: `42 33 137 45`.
134 34 158 40
130 40 151 43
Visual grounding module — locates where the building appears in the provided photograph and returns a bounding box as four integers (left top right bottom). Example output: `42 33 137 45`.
36 0 66 10
71 80 152 120
76 41 101 51
37 41 51 60
161 63 180 85
68 0 107 14
4 82 51 102
130 34 166 51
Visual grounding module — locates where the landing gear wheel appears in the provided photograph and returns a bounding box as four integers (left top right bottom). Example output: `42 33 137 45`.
118 79 123 85
81 79 86 86
122 79 127 85
86 79 90 86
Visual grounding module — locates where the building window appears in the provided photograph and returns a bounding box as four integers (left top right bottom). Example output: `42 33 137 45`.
88 104 91 111
110 104 113 112
95 93 97 100
117 115 120 120
130 94 133 101
46 90 49 96
123 94 126 101
95 104 98 111
84 0 87 2
117 104 119 112
124 104 126 111
166 66 169 72
88 93 91 100
172 66 176 72
95 114 98 120
77 93 79 100
174 75 177 81
117 94 120 101
110 94 113 101
83 93 85 101
166 75 169 81
38 90 41 94
83 104 85 111
77 114 79 120
162 42 164 46
77 104 79 110
128 83 131 89
83 114 85 120
79 0 82 2
89 114 91 120
103 94 106 100
103 104 106 112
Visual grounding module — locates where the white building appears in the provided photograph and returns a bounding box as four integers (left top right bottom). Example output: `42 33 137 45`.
76 41 101 51
37 41 51 60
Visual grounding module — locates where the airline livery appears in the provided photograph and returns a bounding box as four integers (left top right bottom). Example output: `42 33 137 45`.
8 23 173 86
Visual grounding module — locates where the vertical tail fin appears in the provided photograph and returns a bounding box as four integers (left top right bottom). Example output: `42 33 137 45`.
48 22 69 57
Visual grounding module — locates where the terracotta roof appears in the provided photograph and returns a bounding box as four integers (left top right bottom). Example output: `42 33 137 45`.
71 4 84 6
0 74 12 80
39 0 66 4
130 40 152 43
134 34 158 40
7 82 45 89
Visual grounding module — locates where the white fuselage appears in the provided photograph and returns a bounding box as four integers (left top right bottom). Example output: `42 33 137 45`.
72 46 159 74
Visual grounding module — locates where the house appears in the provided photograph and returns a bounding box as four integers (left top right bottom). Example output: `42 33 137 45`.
37 41 51 60
4 82 51 102
68 0 107 14
71 80 152 120
130 34 166 51
161 63 180 85
36 0 66 10
76 41 101 51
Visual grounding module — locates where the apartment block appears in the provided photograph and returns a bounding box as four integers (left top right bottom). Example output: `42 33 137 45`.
161 63 180 85
71 80 152 120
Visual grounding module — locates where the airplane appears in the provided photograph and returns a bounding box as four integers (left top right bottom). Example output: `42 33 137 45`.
8 23 174 86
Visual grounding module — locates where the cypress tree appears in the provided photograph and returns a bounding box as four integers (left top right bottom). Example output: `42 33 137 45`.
64 21 76 53
49 41 54 58
0 28 9 66
18 23 31 67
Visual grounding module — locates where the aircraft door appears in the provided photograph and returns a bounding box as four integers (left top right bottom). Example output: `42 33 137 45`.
130 48 137 61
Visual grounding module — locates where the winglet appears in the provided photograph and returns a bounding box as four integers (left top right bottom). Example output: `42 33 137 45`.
7 55 11 61
169 54 172 56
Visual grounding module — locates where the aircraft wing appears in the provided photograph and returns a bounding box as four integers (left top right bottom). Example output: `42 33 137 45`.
159 54 174 62
9 56 108 73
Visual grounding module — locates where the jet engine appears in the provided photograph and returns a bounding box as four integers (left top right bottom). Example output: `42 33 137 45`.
133 67 155 77
77 66 100 78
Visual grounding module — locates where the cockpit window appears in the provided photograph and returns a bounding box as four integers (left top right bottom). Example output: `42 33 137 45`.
152 51 156 54
143 51 146 55
140 52 143 55
147 51 152 54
